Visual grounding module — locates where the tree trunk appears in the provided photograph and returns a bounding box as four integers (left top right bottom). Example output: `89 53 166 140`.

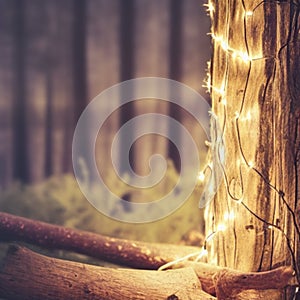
12 0 29 183
204 1 300 299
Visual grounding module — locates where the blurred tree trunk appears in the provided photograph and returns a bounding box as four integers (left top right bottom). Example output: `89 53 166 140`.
72 0 87 122
119 0 135 174
0 0 211 186
12 0 29 183
133 0 170 178
205 1 300 299
168 0 183 172
88 0 121 182
0 0 15 187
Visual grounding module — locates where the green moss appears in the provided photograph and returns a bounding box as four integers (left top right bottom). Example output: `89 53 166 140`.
0 165 204 255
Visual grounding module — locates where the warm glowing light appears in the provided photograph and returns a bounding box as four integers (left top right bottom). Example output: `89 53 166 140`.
234 111 240 119
217 223 226 232
207 161 213 169
245 11 253 17
245 111 252 121
204 1 215 15
196 248 208 261
248 161 255 168
221 40 229 51
203 68 212 93
236 197 243 204
239 51 251 62
224 211 235 221
158 251 202 271
212 85 225 96
205 140 211 147
221 98 227 106
197 171 205 182
211 33 253 63
239 111 252 121
206 232 216 242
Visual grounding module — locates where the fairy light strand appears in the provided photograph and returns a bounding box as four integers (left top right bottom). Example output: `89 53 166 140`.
159 0 300 278
162 0 299 279
200 0 300 283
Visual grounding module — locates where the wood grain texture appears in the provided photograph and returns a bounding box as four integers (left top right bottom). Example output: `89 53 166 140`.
0 211 199 269
205 0 300 298
171 261 295 298
0 245 214 300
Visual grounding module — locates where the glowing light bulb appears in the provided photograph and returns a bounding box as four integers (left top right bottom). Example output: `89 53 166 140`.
197 171 205 182
196 248 208 261
239 51 251 62
236 197 243 204
234 111 240 119
248 161 255 168
204 1 215 14
224 211 235 221
245 111 251 121
217 223 226 232
221 40 229 51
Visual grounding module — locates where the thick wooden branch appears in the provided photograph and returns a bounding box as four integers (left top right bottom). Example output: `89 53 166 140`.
172 261 295 299
0 212 199 269
0 245 216 300
0 213 296 299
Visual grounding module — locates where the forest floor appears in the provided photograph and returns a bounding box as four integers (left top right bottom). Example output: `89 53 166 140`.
0 169 205 266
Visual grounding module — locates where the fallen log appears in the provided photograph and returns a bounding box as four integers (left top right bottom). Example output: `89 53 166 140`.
0 245 215 300
0 212 297 299
0 212 199 269
170 261 296 299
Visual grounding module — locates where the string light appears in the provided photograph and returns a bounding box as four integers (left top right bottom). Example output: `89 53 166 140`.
195 248 208 261
196 0 299 283
210 33 253 63
211 85 226 96
197 171 205 182
217 223 226 232
247 161 255 168
203 61 212 93
203 1 215 16
224 211 235 221
236 196 244 205
246 111 251 121
241 111 252 121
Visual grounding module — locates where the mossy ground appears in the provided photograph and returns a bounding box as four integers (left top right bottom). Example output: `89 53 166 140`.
0 169 205 265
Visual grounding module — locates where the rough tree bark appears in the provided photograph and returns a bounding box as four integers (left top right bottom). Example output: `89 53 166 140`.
0 213 296 299
0 246 211 300
205 1 300 299
0 212 199 269
0 245 294 300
